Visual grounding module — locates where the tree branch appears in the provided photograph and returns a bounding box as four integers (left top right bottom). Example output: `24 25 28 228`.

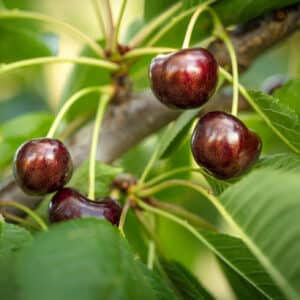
1 5 300 210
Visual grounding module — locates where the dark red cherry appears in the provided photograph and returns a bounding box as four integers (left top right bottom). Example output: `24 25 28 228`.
48 188 122 226
13 138 73 195
149 48 218 109
191 111 262 179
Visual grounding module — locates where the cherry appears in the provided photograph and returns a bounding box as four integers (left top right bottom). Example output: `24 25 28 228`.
13 138 73 195
149 48 218 109
48 188 122 226
191 111 262 179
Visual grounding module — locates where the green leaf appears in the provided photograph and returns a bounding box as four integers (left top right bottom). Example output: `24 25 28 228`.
219 260 268 300
247 90 300 154
274 77 300 114
0 112 53 140
143 0 300 47
162 260 215 300
242 113 290 154
204 175 229 195
200 231 284 299
141 265 179 300
213 0 300 27
0 222 32 300
16 218 158 300
144 0 177 22
60 42 110 123
158 109 200 159
219 169 300 299
255 153 300 172
68 161 122 198
0 23 54 62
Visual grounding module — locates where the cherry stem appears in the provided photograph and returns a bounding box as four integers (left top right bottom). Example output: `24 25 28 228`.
47 86 104 138
1 211 40 230
103 0 115 50
219 66 300 154
0 10 105 57
91 0 107 39
123 47 177 60
139 166 230 191
0 56 119 76
182 0 216 49
129 2 182 48
134 209 165 256
147 240 156 270
118 198 131 237
112 0 128 53
0 201 48 231
137 144 161 188
88 90 112 200
146 197 216 231
137 199 221 257
137 179 213 199
207 8 239 116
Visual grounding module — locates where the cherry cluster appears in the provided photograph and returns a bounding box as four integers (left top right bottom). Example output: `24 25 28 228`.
13 138 121 225
149 48 262 179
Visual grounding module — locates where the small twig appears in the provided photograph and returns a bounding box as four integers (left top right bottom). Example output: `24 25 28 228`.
145 197 216 231
91 0 107 38
103 0 115 50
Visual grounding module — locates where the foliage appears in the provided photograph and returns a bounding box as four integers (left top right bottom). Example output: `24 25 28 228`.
1 0 300 299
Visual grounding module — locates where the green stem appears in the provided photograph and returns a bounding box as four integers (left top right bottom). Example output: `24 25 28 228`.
112 0 128 53
0 201 48 231
138 179 212 199
129 2 182 48
138 199 220 254
140 166 229 190
137 145 161 188
134 209 164 256
147 240 155 270
0 56 119 76
219 66 300 154
146 6 197 47
47 86 104 138
123 47 177 60
88 92 111 200
118 198 130 237
2 212 40 230
0 10 105 57
223 33 239 116
103 0 115 50
182 0 216 48
147 198 216 231
143 167 201 189
207 8 239 116
91 0 107 38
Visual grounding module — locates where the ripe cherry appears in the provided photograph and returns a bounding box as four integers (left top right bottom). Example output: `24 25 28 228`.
191 111 262 179
149 48 218 109
48 188 122 226
13 138 73 195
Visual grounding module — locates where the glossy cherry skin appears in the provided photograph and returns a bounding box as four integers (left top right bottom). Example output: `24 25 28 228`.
13 138 73 195
48 188 122 226
149 48 218 109
191 111 262 179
